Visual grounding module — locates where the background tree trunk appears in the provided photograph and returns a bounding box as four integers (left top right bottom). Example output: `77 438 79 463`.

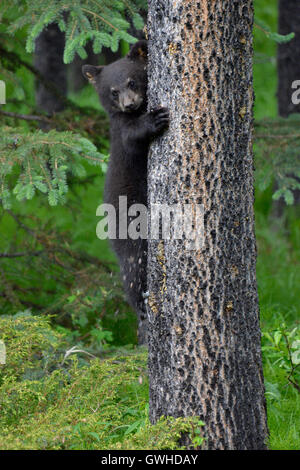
147 0 268 450
274 0 300 213
277 0 300 117
34 23 67 116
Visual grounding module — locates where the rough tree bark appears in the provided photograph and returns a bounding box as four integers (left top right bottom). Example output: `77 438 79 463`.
277 0 300 117
147 0 268 450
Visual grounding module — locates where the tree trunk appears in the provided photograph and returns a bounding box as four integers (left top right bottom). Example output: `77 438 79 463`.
277 0 300 117
147 0 268 450
34 23 67 117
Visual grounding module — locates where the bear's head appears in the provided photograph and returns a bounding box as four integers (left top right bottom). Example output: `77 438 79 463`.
82 40 148 115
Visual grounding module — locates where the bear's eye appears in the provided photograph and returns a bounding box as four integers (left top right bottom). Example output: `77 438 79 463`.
111 89 119 98
128 80 135 90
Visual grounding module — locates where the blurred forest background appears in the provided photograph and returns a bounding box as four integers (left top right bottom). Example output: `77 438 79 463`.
0 0 299 450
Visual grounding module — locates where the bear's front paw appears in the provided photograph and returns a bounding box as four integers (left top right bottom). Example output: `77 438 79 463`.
150 107 169 134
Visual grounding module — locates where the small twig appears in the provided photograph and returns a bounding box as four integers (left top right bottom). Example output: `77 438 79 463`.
61 346 96 365
81 8 118 31
288 377 300 393
90 403 100 413
254 22 269 36
5 209 36 236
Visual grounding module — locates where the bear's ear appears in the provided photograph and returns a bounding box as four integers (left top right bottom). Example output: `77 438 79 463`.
82 65 104 83
127 40 148 61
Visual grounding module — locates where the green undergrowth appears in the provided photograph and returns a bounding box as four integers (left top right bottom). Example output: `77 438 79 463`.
264 358 300 450
0 312 204 450
0 306 299 449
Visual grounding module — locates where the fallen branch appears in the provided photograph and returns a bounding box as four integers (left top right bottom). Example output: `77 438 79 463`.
0 110 51 123
0 250 43 258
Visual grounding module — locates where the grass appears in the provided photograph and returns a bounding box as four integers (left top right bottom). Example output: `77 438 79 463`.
264 363 300 450
256 215 300 449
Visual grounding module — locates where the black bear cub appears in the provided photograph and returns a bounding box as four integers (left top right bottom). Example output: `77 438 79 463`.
82 40 169 344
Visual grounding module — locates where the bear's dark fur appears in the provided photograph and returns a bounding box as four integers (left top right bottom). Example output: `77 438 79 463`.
82 40 169 344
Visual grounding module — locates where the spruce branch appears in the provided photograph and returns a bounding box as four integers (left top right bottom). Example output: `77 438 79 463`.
0 127 108 208
254 116 300 205
3 0 147 63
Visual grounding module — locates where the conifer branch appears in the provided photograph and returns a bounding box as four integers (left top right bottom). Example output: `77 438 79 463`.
255 116 300 205
0 110 51 123
4 0 147 63
0 127 108 208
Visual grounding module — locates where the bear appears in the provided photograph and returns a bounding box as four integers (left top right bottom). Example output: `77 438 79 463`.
82 40 169 344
